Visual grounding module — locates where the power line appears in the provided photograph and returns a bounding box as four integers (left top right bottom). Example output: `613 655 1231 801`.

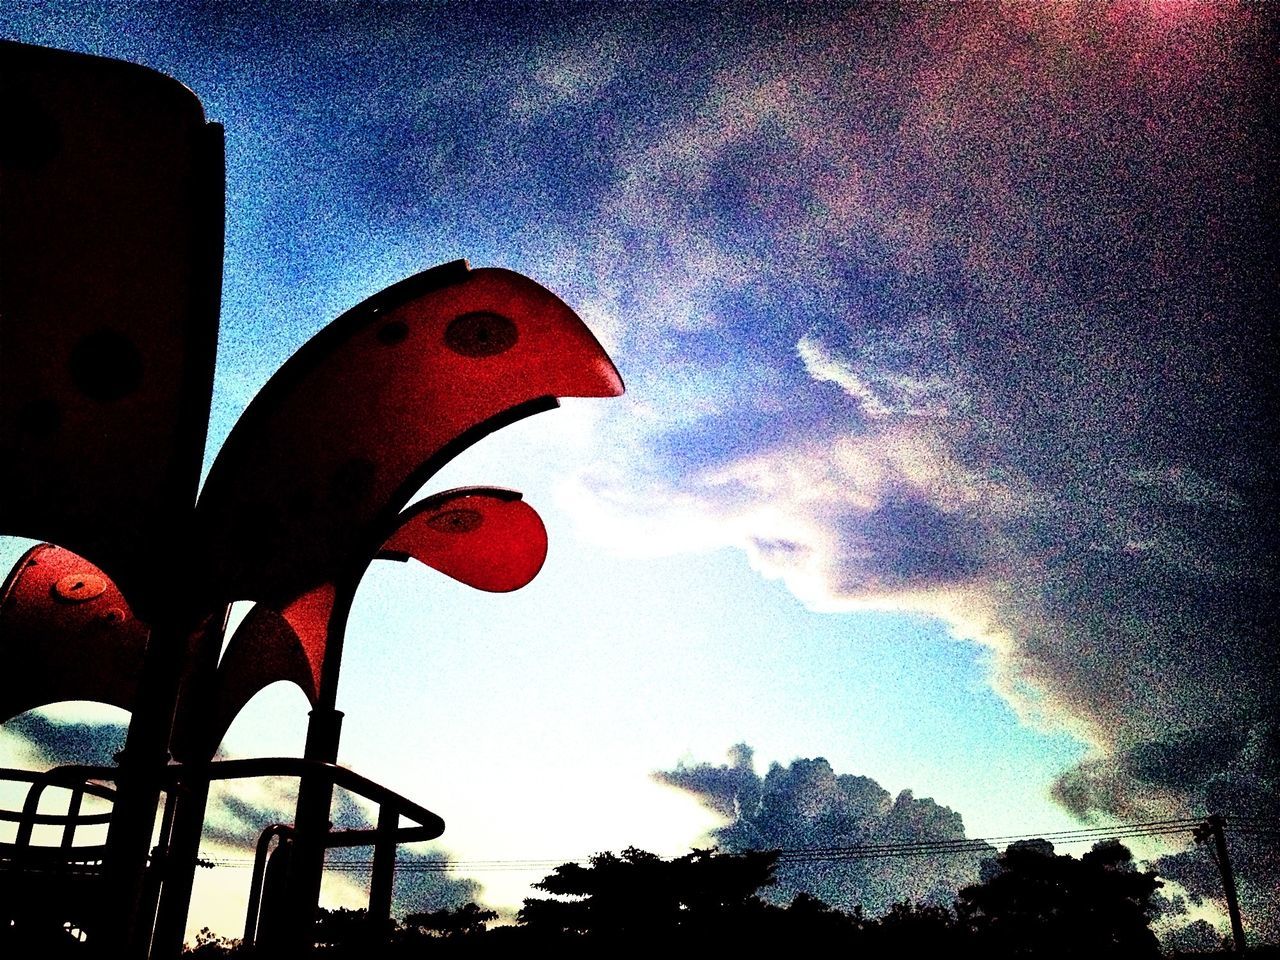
201 814 1273 872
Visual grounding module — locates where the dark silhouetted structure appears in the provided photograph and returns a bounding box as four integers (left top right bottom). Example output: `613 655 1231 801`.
0 40 622 958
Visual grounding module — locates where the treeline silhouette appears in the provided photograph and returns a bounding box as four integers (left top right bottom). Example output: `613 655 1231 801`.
184 840 1272 958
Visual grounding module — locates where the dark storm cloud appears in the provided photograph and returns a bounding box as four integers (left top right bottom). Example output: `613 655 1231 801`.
1159 834 1280 946
200 779 298 848
571 3 1276 869
1052 719 1278 823
657 742 760 819
1162 920 1228 954
3 711 127 767
837 494 985 587
655 745 992 914
1054 719 1279 940
390 850 483 918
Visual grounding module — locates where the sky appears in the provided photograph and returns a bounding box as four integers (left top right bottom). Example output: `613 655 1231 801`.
1 0 1276 947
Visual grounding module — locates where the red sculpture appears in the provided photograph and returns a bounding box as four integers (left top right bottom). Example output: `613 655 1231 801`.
0 39 623 958
175 487 550 762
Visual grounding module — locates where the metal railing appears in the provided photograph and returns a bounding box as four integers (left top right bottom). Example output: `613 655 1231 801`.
0 758 443 952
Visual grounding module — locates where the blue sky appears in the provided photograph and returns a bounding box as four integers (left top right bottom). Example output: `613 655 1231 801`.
1 1 1275 944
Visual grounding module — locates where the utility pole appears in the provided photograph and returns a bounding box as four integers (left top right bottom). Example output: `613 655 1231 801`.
1194 815 1246 954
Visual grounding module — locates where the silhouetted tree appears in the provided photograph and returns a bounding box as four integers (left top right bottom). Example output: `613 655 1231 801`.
179 838 1198 957
519 846 779 942
957 839 1162 957
864 900 967 954
401 901 497 938
183 927 242 956
313 906 369 948
181 927 267 957
780 891 864 944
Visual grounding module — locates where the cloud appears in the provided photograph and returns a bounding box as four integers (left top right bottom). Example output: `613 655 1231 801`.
797 309 970 421
1 710 127 769
201 776 299 849
389 850 483 919
1051 718 1279 941
316 790 484 916
562 0 1275 844
655 745 992 914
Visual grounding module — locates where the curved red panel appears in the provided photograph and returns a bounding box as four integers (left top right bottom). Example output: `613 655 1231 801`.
196 262 621 615
0 543 149 722
279 584 337 701
0 42 222 618
172 603 317 761
381 488 548 593
188 488 550 755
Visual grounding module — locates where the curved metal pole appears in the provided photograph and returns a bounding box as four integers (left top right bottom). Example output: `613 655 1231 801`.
244 824 293 947
148 767 210 958
212 754 446 950
6 765 118 850
3 758 443 955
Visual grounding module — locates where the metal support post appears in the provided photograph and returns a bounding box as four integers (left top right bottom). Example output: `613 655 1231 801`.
1207 815 1247 954
367 804 398 940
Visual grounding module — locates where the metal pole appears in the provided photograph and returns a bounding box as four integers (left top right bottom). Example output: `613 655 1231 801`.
149 611 227 959
285 705 344 952
138 781 183 955
367 804 398 941
1207 815 1247 954
149 770 210 958
282 581 359 951
244 825 292 947
257 831 295 950
99 610 192 957
61 787 84 849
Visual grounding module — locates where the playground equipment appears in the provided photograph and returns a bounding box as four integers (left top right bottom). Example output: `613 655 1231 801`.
0 40 622 956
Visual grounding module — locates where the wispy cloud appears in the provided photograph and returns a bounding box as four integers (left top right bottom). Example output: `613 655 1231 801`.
508 31 628 119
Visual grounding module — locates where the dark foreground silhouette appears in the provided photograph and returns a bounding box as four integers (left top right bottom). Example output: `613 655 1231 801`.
174 840 1276 957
